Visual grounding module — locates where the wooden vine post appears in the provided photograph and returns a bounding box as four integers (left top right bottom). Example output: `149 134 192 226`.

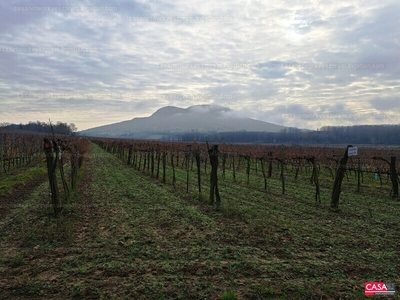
162 152 166 183
245 155 250 184
194 146 201 194
170 152 176 188
390 157 398 199
142 150 147 173
0 133 2 173
232 153 236 182
127 145 133 165
331 145 353 210
294 157 301 180
207 142 221 208
279 158 285 195
44 138 62 216
357 157 361 192
156 149 160 180
70 144 78 189
138 151 142 170
260 157 267 190
267 152 273 178
185 145 191 193
133 150 137 169
57 140 69 203
222 153 226 179
306 156 320 203
151 148 155 176
147 149 151 173
372 156 399 199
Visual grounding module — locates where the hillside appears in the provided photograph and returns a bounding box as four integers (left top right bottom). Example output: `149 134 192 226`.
80 105 286 138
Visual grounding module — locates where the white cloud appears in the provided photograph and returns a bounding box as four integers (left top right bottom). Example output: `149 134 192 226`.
0 0 399 130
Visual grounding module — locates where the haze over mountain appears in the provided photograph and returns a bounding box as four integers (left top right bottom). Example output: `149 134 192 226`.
80 105 287 139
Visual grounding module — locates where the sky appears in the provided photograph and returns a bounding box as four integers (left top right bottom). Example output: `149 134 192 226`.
1 0 399 131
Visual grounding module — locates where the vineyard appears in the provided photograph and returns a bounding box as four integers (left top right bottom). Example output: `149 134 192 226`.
0 135 399 299
0 130 88 217
92 138 400 206
0 131 43 173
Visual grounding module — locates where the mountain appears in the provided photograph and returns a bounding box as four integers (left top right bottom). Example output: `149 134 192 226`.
80 104 286 139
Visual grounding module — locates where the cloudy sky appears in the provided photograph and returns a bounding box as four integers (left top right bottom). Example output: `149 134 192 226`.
1 0 399 131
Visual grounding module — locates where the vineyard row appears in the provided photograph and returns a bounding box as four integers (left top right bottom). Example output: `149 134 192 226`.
91 138 400 204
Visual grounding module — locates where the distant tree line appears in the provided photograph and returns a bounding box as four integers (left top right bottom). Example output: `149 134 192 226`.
0 121 77 136
181 125 400 145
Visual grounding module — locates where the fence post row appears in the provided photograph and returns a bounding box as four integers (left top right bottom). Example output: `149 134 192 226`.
93 139 400 209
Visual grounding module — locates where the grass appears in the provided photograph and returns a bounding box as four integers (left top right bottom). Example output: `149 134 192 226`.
220 290 239 300
0 163 47 197
0 143 399 299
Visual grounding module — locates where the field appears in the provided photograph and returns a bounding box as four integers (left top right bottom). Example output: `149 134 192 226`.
0 141 399 299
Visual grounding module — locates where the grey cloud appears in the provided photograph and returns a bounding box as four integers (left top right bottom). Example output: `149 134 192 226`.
270 104 314 115
370 97 400 111
114 0 153 16
249 83 278 101
251 104 314 127
254 61 288 79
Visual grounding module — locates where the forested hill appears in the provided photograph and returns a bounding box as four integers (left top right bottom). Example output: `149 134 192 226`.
181 124 400 145
0 121 77 136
